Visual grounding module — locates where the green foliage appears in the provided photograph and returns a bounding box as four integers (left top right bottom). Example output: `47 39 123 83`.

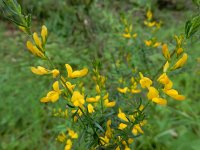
185 14 200 38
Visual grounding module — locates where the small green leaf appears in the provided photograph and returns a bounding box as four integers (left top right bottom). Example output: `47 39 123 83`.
185 14 200 38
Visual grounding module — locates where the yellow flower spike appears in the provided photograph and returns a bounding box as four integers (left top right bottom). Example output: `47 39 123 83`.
31 66 49 75
71 91 85 107
139 76 152 88
96 84 101 94
40 81 61 103
147 87 159 100
122 33 131 38
33 32 43 50
51 69 60 78
41 25 48 45
177 47 183 55
163 61 170 72
65 64 88 78
68 129 78 139
117 87 129 94
118 123 127 130
87 104 95 113
65 82 76 93
162 44 170 60
86 95 100 103
104 99 116 108
152 97 167 105
163 89 185 100
144 40 152 47
172 53 188 70
118 109 129 122
64 139 72 150
157 73 170 85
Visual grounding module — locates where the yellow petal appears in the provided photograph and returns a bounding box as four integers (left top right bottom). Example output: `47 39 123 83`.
163 89 185 100
51 69 60 78
163 61 169 72
71 68 88 78
162 44 170 60
31 66 49 75
64 139 72 150
140 77 152 88
147 87 159 100
104 99 116 108
96 84 101 94
66 82 76 93
118 109 128 122
65 64 73 78
71 91 85 107
117 87 129 93
152 97 167 105
172 53 188 70
33 32 42 50
53 81 60 92
41 25 48 44
68 129 78 139
157 73 170 85
122 33 131 38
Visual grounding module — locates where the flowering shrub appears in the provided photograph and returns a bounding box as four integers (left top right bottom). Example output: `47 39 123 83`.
2 0 192 149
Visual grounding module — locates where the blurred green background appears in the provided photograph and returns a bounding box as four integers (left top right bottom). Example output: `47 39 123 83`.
0 0 200 149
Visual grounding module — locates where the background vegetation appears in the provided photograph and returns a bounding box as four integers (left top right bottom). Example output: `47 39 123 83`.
0 0 200 149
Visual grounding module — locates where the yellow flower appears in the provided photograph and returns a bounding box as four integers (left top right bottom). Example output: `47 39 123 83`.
116 146 120 150
163 61 169 72
140 76 152 88
104 99 116 108
65 64 88 78
163 89 185 100
68 129 78 139
147 87 159 100
132 124 144 135
128 138 134 144
105 119 112 138
103 93 109 100
26 41 45 58
132 33 138 38
144 40 152 46
162 44 170 60
66 82 76 93
31 66 59 78
118 123 127 130
33 32 43 50
172 53 188 70
117 87 129 93
86 95 100 103
40 81 61 103
71 91 85 107
64 139 72 150
41 25 48 45
118 109 128 122
177 47 183 55
130 89 141 94
87 104 95 113
56 132 66 142
144 21 156 27
122 33 131 38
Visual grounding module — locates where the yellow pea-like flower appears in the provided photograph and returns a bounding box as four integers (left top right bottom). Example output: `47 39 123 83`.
157 73 170 85
147 86 159 100
144 40 152 47
172 53 188 70
64 139 72 150
56 132 66 142
71 91 85 107
87 104 95 113
162 44 170 60
132 124 144 135
65 64 88 78
117 87 129 94
51 69 60 78
140 76 152 88
68 129 78 139
118 109 128 122
146 9 152 21
86 95 100 103
31 66 49 75
153 42 161 48
104 99 116 108
176 47 183 55
40 81 61 103
96 84 101 94
163 89 185 100
65 82 76 93
118 123 127 130
122 33 131 38
26 41 45 58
